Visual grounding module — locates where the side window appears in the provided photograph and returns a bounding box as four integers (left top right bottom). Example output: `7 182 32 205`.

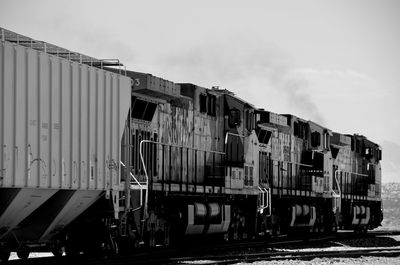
256 129 272 144
200 94 207 113
200 93 216 116
249 166 254 186
245 110 254 131
303 124 308 140
356 139 361 153
294 122 299 137
207 94 216 116
311 131 321 147
244 166 248 185
324 132 329 149
297 122 306 139
228 108 241 127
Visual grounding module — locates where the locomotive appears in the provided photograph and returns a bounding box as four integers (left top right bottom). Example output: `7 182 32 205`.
0 27 382 260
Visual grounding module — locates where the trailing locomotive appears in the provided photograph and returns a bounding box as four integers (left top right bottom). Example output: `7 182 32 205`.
0 28 382 261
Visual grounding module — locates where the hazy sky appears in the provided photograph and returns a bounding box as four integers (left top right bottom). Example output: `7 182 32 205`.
1 0 399 180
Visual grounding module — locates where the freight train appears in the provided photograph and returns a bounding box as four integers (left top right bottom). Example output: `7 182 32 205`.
0 27 383 261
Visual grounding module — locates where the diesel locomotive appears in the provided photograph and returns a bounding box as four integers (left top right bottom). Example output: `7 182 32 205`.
0 27 382 260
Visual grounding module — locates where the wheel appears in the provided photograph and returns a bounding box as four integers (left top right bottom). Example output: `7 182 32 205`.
16 250 30 260
0 251 10 263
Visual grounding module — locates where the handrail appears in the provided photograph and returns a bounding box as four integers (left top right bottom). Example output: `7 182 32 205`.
224 132 245 145
120 161 145 188
139 140 226 218
257 186 272 217
292 162 313 168
344 171 368 177
141 140 225 154
119 161 145 211
332 169 368 196
333 170 342 198
139 140 150 219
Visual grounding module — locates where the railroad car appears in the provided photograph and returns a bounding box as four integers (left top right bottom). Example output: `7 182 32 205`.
0 27 383 261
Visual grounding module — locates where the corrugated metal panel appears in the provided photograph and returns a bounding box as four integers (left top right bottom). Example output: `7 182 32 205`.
0 40 131 190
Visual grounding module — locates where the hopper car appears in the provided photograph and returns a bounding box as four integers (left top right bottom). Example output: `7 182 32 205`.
0 27 383 261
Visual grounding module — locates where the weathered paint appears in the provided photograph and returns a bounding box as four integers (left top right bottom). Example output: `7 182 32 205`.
0 40 131 190
0 39 130 244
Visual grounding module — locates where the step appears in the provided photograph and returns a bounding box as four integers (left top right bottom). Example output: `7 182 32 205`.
130 184 148 190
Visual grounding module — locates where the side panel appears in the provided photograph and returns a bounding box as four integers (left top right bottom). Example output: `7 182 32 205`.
104 73 112 189
0 41 131 190
0 41 2 187
0 188 57 239
14 46 28 187
71 63 80 189
2 42 14 187
89 68 97 189
26 48 40 187
39 52 50 188
50 56 61 188
97 71 106 189
111 75 118 189
80 64 89 189
61 59 72 188
40 190 103 240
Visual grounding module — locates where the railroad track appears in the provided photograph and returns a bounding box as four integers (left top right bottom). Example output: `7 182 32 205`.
175 247 400 265
7 230 400 265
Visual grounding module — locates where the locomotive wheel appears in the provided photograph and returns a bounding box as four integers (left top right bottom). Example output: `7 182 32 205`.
16 250 30 260
0 251 10 262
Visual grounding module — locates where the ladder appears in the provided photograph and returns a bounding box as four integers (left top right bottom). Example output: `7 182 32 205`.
119 161 147 241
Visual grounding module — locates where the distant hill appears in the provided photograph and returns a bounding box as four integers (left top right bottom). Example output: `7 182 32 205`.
380 182 400 230
381 141 400 183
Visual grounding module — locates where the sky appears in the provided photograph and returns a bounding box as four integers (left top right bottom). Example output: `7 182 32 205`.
1 0 399 182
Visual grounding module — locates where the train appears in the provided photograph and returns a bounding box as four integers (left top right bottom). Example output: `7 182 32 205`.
0 27 383 261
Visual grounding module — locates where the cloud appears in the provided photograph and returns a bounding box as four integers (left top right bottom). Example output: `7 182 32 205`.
278 72 325 124
292 68 374 82
154 37 325 124
3 8 138 67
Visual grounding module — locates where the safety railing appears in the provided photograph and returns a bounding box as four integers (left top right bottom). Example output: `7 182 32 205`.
120 161 146 213
257 186 272 216
139 140 226 217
